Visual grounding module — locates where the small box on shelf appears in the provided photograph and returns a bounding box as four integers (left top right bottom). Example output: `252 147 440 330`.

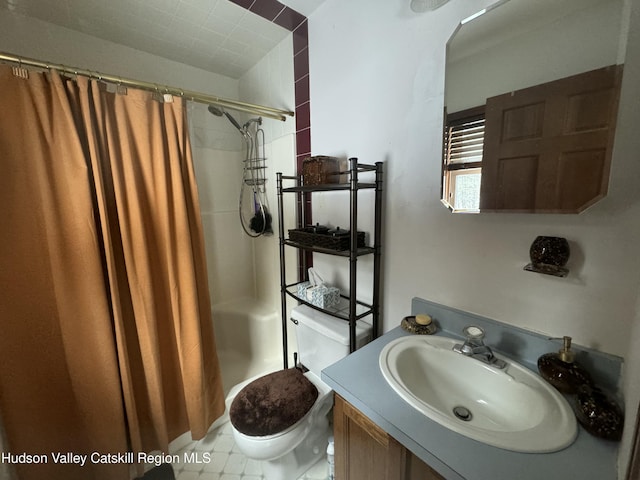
296 268 341 309
302 156 341 185
288 228 366 251
296 283 341 309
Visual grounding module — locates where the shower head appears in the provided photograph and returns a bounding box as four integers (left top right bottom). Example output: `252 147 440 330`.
208 104 244 134
207 104 224 116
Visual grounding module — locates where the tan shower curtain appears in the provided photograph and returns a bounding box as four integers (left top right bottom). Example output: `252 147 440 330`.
0 65 225 480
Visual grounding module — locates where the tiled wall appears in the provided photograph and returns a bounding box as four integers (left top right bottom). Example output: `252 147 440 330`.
238 31 302 364
229 0 311 172
190 2 303 311
188 103 256 306
230 0 313 275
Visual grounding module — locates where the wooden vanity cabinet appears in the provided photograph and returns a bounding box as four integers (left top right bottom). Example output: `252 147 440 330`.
333 394 444 480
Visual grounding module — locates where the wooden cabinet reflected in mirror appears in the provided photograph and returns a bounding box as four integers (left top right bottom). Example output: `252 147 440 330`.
442 0 627 213
481 65 622 212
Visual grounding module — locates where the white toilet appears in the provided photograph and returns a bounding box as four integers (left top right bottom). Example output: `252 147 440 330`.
228 305 372 480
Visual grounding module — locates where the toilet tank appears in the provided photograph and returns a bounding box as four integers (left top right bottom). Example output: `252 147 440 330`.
291 305 372 376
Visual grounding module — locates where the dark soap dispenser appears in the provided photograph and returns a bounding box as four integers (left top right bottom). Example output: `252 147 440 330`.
537 336 592 394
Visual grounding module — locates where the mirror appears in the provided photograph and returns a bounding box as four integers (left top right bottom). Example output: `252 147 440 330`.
443 0 626 213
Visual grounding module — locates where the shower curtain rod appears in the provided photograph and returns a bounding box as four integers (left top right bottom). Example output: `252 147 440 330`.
0 51 294 122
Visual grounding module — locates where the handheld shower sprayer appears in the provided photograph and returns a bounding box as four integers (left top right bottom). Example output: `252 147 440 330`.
207 104 223 116
207 104 262 134
206 104 271 237
208 104 245 134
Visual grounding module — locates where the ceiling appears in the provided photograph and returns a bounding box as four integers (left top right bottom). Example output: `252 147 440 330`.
0 0 324 79
449 0 615 63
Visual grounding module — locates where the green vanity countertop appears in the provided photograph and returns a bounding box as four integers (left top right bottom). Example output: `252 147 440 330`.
321 326 619 480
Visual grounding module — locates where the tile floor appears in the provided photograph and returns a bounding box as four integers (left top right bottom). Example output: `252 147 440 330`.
171 421 328 480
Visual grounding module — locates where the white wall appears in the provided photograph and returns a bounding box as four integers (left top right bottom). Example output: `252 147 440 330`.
309 0 639 360
620 292 640 475
446 0 625 112
307 0 640 476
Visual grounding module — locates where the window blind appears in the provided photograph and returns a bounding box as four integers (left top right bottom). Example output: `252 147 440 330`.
444 116 485 167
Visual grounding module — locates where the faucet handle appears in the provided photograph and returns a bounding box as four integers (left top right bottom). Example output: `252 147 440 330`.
463 325 485 342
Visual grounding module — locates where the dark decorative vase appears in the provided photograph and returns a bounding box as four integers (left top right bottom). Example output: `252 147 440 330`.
537 336 592 394
575 385 624 441
525 236 570 277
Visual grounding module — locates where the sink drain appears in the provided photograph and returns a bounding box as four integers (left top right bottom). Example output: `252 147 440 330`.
453 406 472 421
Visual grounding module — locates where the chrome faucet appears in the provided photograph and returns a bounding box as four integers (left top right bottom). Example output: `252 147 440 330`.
453 326 507 369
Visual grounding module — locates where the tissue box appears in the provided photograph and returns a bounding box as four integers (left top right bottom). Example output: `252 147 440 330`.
297 282 340 309
297 281 312 299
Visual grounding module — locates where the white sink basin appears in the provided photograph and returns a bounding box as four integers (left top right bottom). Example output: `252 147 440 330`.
379 335 577 453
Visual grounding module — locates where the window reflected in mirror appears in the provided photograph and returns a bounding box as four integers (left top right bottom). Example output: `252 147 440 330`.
442 107 485 212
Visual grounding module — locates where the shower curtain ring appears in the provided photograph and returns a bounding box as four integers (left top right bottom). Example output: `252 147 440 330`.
152 84 163 103
116 77 127 95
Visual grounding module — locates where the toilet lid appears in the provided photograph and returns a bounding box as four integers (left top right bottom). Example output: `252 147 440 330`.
230 368 319 437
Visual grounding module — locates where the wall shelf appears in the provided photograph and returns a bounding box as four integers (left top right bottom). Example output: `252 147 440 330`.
277 158 383 367
283 283 374 321
282 239 375 257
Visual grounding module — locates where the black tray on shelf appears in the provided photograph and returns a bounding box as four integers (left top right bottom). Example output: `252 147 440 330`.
288 228 366 251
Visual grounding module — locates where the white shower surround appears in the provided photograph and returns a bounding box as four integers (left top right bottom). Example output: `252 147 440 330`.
189 105 297 390
210 298 282 393
190 34 297 387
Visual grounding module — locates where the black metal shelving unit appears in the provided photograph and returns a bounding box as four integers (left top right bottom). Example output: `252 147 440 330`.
277 158 383 368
